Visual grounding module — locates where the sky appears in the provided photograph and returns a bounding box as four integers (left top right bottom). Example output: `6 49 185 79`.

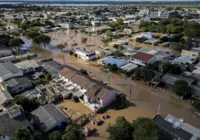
0 0 199 1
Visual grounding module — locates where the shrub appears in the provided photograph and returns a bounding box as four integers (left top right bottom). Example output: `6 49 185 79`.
73 96 79 102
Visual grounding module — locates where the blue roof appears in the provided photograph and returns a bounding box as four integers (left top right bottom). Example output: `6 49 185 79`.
102 57 127 68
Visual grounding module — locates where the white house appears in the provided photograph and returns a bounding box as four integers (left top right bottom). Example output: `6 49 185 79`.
130 52 156 66
74 48 96 61
141 32 155 39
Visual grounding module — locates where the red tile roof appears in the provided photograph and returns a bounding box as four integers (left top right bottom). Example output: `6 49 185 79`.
132 52 154 62
60 68 76 79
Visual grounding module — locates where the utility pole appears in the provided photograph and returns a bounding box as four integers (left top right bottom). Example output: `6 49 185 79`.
107 71 110 85
130 85 132 100
63 54 65 65
157 104 160 115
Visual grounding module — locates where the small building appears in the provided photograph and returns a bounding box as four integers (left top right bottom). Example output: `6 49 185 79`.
153 114 200 140
74 48 96 61
0 47 12 58
0 105 31 139
59 22 74 29
174 55 196 64
15 60 40 74
181 50 199 59
140 32 155 39
0 62 23 82
91 21 101 26
3 77 32 95
0 90 13 107
39 59 65 77
95 48 113 58
120 63 138 72
102 57 128 68
160 73 196 88
130 52 156 66
31 104 69 132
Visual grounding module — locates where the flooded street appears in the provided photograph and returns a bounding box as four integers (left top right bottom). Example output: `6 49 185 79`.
31 29 200 139
50 52 200 139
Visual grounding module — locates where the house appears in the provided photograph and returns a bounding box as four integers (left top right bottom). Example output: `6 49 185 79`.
150 11 170 19
91 21 101 26
181 50 199 59
59 67 117 112
31 104 69 132
0 90 13 107
120 63 138 73
0 62 23 82
153 114 200 140
140 32 155 39
59 22 74 29
74 48 96 61
0 104 31 139
174 55 196 64
160 73 196 88
101 57 128 68
195 62 200 69
39 59 65 77
15 60 40 74
3 77 32 94
130 52 156 66
0 47 12 58
123 28 132 35
95 48 113 58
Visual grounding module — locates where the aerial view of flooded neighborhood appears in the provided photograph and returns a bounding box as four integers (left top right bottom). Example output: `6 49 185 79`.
0 0 200 140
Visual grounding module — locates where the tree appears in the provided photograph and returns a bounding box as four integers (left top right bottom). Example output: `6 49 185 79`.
184 21 200 38
132 117 158 140
26 31 40 39
12 129 34 140
14 95 39 112
162 63 182 74
170 43 185 51
33 34 51 49
57 44 65 51
80 69 88 75
113 50 124 57
48 130 62 140
101 38 110 46
9 38 24 50
81 37 87 45
134 67 154 81
192 100 200 110
107 64 118 72
173 80 188 96
107 116 133 140
33 131 44 140
62 125 80 140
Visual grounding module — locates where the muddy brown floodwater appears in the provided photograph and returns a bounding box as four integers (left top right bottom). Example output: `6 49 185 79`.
32 30 200 140
50 51 200 140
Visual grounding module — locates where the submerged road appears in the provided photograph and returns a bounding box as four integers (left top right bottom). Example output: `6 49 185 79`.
52 52 200 128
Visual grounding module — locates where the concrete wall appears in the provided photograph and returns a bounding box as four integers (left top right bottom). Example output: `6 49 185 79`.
101 90 116 107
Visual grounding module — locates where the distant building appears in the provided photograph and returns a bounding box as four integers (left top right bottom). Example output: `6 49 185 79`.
150 11 170 19
141 32 155 39
74 48 96 61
